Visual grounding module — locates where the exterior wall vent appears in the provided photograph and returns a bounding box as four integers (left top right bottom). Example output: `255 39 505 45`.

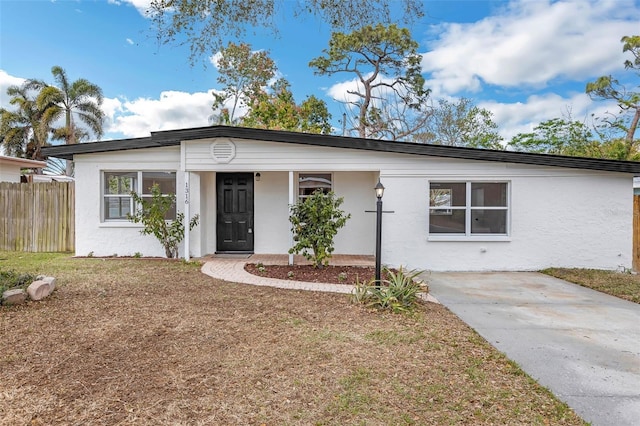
210 140 236 163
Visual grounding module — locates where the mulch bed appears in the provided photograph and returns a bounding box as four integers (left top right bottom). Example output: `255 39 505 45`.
244 263 394 284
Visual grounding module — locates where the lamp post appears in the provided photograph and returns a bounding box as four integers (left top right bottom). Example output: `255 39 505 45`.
374 179 385 286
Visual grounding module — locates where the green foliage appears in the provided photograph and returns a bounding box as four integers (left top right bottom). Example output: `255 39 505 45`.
310 24 430 139
128 184 199 259
0 269 36 294
585 35 639 159
240 78 332 134
288 190 351 268
508 118 595 156
211 42 276 124
148 0 424 64
414 97 504 149
351 267 426 313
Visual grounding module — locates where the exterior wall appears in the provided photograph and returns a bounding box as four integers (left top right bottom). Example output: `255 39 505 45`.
381 169 632 272
74 147 182 257
72 137 633 271
0 164 20 182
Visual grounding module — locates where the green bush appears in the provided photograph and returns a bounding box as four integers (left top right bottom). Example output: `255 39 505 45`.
288 190 351 268
351 267 427 313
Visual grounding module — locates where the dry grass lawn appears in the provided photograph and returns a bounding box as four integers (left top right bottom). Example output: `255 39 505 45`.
543 268 640 304
0 253 585 425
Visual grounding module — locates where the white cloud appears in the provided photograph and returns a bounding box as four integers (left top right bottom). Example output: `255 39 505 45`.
481 92 618 141
104 90 216 139
421 0 639 94
110 0 152 17
126 38 134 45
0 70 26 110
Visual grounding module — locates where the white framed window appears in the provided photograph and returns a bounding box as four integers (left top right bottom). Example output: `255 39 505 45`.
298 173 332 200
429 181 509 237
103 171 177 221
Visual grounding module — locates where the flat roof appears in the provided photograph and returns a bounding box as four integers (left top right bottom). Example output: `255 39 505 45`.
41 125 640 174
0 155 47 168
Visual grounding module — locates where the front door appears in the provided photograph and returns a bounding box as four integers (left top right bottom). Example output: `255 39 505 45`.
216 172 254 252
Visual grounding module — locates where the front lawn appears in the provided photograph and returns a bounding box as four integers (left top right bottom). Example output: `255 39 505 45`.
0 252 584 425
542 268 640 304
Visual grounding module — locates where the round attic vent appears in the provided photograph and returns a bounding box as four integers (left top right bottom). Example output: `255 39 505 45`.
210 139 236 163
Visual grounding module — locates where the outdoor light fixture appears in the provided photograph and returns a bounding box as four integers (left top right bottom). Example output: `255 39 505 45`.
374 179 385 286
375 180 385 199
255 172 261 181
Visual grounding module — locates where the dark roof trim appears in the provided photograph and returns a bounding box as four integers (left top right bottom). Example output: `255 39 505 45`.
41 125 640 174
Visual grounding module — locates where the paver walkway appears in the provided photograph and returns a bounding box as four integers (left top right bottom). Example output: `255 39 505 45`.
201 254 438 302
426 271 640 426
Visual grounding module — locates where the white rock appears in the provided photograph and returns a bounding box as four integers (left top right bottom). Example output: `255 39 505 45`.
27 280 52 301
42 276 56 291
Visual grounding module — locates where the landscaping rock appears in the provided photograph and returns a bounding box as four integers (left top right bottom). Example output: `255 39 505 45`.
27 280 52 301
42 276 56 291
2 288 27 305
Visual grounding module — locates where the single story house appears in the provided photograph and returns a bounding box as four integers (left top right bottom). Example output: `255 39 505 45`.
0 155 46 182
42 125 640 271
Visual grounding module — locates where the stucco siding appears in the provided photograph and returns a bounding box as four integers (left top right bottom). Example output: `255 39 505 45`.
0 165 20 182
381 171 632 271
74 147 182 257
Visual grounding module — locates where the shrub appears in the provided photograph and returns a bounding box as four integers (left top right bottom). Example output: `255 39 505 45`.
288 190 351 268
128 183 199 258
351 267 426 313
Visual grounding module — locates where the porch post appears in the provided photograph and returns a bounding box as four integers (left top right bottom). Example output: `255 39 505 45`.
184 171 190 261
288 170 294 265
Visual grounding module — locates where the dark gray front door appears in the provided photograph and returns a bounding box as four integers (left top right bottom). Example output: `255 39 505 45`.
216 173 254 252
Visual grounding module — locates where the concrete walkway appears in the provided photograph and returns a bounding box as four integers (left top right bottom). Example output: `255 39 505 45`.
426 271 640 426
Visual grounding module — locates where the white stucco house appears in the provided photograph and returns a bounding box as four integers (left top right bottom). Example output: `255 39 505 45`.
42 125 640 271
0 155 46 182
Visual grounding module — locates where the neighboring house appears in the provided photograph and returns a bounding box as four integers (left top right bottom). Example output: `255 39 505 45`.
42 125 640 271
0 155 46 183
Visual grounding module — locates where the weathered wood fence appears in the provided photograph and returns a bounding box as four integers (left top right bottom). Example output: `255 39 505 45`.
634 195 640 271
0 182 75 252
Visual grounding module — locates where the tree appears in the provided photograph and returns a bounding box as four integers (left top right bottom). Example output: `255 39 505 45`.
309 24 430 139
413 98 503 149
128 184 200 258
586 35 640 160
0 81 57 160
240 78 332 134
211 42 276 124
148 0 424 64
36 66 104 147
289 190 351 268
508 118 606 157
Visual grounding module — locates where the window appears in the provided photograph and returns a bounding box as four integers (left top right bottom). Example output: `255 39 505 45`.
103 171 176 221
429 182 508 236
298 173 332 200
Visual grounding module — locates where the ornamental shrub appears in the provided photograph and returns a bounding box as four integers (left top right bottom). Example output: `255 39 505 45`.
288 190 351 268
128 183 199 258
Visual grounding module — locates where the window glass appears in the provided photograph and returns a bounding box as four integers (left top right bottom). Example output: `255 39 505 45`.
142 172 176 195
103 171 176 221
105 172 136 195
430 182 466 207
471 210 507 234
429 209 466 234
429 181 509 236
298 173 332 198
471 183 507 207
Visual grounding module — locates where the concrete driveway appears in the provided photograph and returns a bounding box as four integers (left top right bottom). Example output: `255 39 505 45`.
425 272 640 426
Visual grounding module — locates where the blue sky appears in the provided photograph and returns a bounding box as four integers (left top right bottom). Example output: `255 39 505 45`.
1 0 639 143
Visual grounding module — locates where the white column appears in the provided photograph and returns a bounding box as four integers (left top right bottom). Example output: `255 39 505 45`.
288 170 294 265
184 171 191 261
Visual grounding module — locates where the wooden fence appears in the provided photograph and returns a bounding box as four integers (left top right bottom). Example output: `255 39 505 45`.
634 195 640 271
0 182 75 252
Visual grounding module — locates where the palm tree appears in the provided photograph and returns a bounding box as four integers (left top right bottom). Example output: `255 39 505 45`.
37 66 105 174
0 80 56 160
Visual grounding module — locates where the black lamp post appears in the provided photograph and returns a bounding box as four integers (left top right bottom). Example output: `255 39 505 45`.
374 179 385 286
